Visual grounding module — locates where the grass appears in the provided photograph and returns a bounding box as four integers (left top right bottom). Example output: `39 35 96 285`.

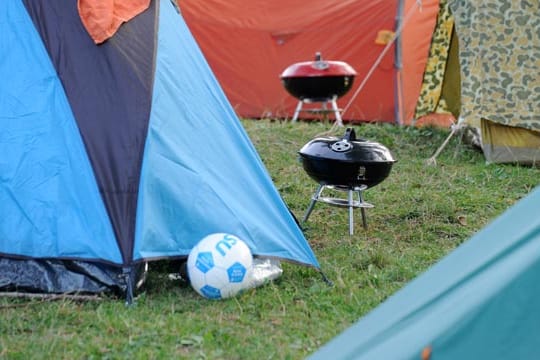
1 119 538 359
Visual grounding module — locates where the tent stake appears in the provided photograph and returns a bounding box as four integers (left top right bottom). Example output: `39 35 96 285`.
320 271 334 286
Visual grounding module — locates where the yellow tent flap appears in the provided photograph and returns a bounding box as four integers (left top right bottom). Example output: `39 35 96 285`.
481 119 540 166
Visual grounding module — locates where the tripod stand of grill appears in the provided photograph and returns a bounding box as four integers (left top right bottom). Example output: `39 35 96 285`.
302 184 374 235
291 95 343 126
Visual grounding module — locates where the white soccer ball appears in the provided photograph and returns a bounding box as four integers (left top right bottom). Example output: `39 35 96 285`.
187 233 253 300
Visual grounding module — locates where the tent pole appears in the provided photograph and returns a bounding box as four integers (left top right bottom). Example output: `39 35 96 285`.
394 0 406 125
342 0 419 121
123 266 135 306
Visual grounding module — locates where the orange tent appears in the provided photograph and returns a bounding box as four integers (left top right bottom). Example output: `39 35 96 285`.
179 0 439 124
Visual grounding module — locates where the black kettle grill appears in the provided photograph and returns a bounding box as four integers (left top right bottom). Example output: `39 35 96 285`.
298 128 396 234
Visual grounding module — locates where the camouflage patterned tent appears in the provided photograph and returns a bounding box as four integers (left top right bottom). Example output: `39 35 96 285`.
416 0 540 165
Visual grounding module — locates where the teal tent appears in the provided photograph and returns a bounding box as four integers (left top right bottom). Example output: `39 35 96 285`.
310 186 540 359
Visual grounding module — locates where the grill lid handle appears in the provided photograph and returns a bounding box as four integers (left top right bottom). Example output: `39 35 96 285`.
313 52 329 70
343 127 356 141
342 127 367 142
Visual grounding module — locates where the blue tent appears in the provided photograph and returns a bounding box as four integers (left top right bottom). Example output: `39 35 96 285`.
0 0 319 299
309 186 540 359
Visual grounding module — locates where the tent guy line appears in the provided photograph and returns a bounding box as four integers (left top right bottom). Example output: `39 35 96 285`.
342 0 422 124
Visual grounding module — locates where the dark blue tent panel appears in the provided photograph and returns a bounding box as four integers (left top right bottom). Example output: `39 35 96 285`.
23 0 157 263
0 258 127 295
0 0 319 296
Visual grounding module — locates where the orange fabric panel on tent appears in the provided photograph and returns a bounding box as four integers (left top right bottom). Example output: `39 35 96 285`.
401 0 440 124
180 0 438 123
78 0 150 44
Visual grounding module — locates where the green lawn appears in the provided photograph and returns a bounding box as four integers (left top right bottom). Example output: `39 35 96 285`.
1 119 538 359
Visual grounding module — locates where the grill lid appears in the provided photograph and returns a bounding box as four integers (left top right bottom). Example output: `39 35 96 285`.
280 52 357 78
299 128 396 163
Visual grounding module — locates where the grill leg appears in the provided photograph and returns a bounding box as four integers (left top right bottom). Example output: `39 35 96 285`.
331 97 343 127
292 100 303 122
348 188 354 235
357 189 368 229
302 184 324 224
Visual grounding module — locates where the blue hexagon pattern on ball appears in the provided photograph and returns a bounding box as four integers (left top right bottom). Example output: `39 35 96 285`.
187 233 253 300
195 252 214 273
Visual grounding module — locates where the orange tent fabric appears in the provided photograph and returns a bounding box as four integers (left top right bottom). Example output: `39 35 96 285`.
180 0 439 124
78 0 150 44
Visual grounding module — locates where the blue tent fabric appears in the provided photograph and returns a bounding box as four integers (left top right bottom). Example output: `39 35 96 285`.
309 186 540 360
0 0 319 296
0 0 121 263
133 0 317 265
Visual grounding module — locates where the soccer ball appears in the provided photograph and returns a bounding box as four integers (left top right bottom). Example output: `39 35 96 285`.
187 233 253 300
